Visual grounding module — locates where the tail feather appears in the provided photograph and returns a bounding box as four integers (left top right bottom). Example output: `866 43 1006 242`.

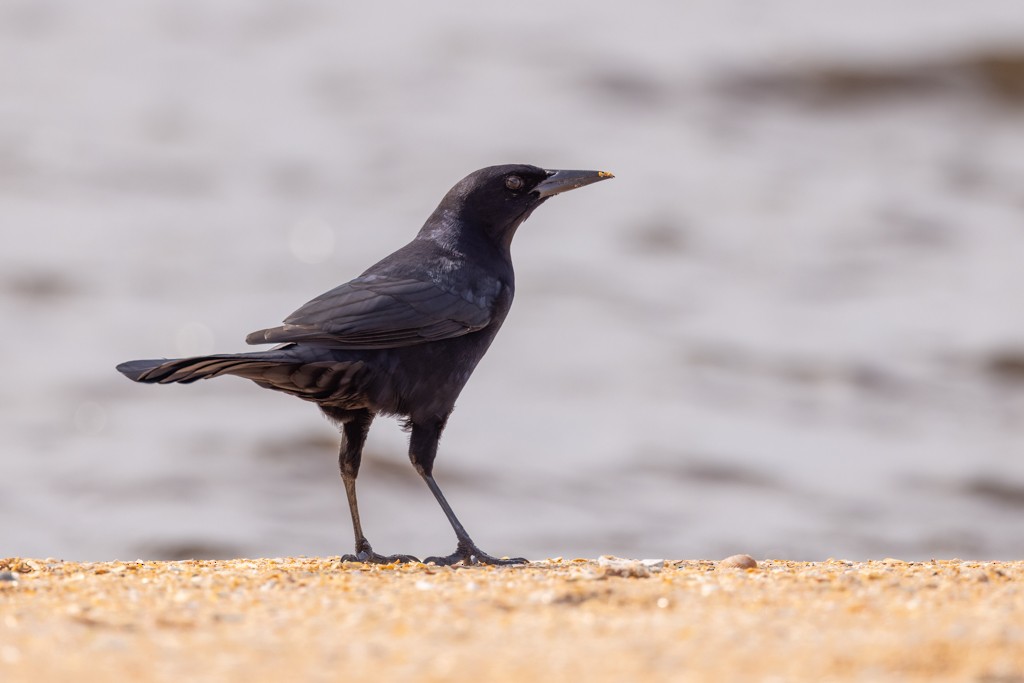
116 353 300 384
116 358 180 383
163 357 251 383
115 352 370 405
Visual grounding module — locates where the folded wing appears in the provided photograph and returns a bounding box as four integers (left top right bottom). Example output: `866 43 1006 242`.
246 275 500 349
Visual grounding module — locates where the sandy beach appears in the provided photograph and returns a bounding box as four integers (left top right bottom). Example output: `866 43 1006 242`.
2 556 1022 682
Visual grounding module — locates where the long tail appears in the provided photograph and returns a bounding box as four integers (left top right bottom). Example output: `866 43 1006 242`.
116 351 369 404
116 353 290 384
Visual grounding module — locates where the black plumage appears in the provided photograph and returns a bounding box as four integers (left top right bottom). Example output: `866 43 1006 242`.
117 164 613 565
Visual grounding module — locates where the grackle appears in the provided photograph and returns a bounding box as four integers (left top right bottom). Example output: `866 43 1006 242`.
117 164 613 565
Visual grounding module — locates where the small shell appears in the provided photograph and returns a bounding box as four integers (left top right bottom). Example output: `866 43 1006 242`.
717 554 758 570
597 555 651 578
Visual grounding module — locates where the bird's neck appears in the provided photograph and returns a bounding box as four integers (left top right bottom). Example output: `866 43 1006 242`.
416 208 513 264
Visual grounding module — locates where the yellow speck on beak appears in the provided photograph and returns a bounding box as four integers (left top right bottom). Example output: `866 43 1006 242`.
598 171 614 178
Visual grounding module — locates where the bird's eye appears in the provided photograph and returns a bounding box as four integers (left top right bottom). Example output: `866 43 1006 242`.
505 175 524 191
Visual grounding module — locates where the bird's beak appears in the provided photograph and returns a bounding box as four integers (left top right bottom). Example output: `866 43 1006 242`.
532 169 614 198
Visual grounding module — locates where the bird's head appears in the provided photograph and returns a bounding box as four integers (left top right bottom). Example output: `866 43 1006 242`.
426 164 614 251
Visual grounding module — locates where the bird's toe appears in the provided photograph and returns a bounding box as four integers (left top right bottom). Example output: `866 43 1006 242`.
341 550 420 565
424 544 527 567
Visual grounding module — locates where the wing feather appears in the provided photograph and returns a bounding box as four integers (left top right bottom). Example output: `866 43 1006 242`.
246 275 500 349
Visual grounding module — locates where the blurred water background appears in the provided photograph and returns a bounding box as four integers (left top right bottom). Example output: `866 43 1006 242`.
3 0 1024 562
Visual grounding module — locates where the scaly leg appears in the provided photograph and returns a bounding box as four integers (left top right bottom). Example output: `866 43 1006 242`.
336 409 418 564
408 418 527 566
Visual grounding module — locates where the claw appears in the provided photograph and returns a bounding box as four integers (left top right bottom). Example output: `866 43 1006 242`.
424 542 527 566
341 550 420 564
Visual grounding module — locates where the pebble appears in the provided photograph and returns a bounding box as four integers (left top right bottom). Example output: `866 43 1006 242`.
717 554 758 570
597 555 652 578
0 571 18 583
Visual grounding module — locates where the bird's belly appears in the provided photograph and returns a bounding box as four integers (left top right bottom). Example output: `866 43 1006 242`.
365 331 498 421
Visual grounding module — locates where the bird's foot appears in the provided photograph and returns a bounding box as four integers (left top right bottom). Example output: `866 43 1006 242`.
341 549 419 564
424 542 527 567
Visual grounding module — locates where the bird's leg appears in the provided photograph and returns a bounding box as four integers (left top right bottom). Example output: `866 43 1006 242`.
419 474 528 566
408 419 527 566
337 410 418 564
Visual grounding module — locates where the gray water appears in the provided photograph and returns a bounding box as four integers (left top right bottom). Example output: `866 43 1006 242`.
3 0 1024 562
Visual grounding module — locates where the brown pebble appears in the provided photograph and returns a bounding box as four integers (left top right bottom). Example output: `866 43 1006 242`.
718 554 758 570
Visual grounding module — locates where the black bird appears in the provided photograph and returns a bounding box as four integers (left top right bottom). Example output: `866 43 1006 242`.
117 164 613 565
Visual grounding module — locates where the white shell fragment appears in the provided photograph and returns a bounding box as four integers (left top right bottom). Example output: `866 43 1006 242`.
597 555 665 578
